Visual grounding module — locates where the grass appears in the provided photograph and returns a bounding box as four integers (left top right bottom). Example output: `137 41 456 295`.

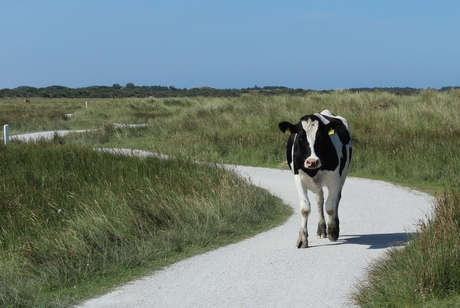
58 90 460 193
1 90 460 307
351 180 460 307
0 141 291 307
0 98 97 134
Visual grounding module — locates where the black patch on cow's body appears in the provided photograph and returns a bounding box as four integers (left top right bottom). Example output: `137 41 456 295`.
323 117 351 145
340 145 347 177
318 115 352 177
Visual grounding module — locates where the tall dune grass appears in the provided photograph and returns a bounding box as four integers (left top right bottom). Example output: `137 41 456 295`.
0 141 290 307
66 90 460 192
352 180 460 307
0 98 90 133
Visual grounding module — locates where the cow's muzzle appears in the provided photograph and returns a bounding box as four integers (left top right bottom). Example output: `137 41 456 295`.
305 158 321 169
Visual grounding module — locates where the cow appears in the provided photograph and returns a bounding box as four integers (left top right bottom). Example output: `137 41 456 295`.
278 110 352 248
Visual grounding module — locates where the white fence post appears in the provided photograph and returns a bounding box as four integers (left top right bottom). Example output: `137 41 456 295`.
3 124 9 145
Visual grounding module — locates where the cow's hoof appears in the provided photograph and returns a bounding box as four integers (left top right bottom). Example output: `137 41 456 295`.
327 219 340 242
297 239 309 248
297 229 308 248
317 223 327 239
327 227 339 242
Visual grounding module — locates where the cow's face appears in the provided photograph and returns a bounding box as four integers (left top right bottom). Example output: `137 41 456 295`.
299 116 323 169
279 115 333 171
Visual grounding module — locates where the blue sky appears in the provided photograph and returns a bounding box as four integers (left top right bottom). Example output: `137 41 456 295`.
1 1 459 90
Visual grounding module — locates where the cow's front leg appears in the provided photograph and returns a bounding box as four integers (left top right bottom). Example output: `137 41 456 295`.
295 175 310 248
325 190 341 242
297 200 310 248
314 189 326 239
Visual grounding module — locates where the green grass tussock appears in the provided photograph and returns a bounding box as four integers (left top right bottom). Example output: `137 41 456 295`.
0 141 291 307
352 180 460 307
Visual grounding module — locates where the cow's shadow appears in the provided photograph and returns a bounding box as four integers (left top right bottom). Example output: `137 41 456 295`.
337 232 416 249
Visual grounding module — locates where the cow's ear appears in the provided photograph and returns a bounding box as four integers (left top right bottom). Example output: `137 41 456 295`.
325 119 342 136
278 122 296 135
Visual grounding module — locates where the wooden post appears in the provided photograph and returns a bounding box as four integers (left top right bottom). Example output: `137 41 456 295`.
3 124 9 145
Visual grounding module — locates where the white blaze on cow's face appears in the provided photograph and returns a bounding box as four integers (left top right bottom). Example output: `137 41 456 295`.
301 118 322 169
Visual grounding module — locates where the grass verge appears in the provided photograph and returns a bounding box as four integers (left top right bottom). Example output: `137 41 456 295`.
0 141 291 307
351 180 460 307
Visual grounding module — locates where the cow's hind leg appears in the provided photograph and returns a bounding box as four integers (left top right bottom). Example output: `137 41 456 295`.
314 190 326 239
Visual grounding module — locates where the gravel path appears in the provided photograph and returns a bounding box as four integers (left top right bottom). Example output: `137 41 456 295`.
12 131 434 307
77 166 433 308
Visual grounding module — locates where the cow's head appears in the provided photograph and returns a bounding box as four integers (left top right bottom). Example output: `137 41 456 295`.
278 113 338 171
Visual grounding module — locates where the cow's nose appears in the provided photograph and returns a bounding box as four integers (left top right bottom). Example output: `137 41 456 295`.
306 158 320 169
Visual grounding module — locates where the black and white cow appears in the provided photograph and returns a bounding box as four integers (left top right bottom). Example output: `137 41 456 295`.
278 110 352 248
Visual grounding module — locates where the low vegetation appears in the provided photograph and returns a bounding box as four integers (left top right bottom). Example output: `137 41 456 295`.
352 181 460 307
0 98 94 133
1 89 459 307
0 141 290 307
59 90 460 192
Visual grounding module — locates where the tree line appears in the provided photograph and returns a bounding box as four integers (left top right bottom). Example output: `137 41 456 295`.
1 83 458 99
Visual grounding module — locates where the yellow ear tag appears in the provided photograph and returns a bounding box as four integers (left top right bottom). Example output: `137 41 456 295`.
285 128 291 135
328 128 335 135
